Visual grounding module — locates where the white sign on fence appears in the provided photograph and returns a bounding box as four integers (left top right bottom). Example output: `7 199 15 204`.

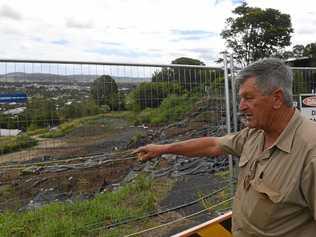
299 94 316 122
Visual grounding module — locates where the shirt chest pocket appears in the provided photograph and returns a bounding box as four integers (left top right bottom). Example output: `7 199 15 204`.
245 180 284 229
238 154 252 177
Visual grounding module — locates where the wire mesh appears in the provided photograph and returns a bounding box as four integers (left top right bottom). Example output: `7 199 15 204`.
231 66 316 128
2 58 315 234
0 59 231 236
0 60 226 160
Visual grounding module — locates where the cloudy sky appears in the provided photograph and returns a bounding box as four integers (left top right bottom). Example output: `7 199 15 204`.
0 0 315 66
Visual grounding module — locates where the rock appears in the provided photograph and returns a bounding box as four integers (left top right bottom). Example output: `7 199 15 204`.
151 167 172 178
112 183 120 191
76 193 94 201
161 154 177 161
44 165 72 173
32 177 48 188
21 166 36 175
175 159 200 172
133 163 144 171
25 178 33 183
99 179 110 192
121 170 138 184
143 159 160 172
23 190 71 210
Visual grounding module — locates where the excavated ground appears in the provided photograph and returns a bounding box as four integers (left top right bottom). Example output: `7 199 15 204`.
0 98 233 236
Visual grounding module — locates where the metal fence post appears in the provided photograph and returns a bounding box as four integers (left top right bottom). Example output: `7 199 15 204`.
230 54 239 184
230 55 238 133
224 54 234 194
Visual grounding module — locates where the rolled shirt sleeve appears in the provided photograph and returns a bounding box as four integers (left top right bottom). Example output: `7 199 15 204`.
217 127 251 157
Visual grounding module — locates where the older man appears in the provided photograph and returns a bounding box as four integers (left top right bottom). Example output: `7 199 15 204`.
134 58 316 236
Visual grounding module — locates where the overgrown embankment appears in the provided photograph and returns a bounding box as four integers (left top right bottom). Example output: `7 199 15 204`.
0 175 173 237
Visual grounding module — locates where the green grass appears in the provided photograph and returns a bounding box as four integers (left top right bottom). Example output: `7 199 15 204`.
138 94 198 125
105 111 139 125
107 95 198 126
40 114 107 138
214 170 230 179
26 128 49 137
0 175 172 237
44 94 198 130
0 135 38 155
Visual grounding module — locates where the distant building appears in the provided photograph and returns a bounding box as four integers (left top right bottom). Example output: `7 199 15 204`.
3 107 26 115
0 92 28 104
285 56 314 67
0 129 22 136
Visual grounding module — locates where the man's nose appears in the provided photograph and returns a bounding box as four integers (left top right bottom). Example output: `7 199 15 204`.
239 98 247 111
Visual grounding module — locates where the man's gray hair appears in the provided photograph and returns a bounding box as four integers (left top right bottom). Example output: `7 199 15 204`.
237 58 293 107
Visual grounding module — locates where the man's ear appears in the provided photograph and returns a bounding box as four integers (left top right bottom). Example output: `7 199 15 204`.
272 88 283 109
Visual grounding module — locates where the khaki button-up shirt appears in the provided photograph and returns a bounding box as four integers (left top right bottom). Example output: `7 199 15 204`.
219 110 316 236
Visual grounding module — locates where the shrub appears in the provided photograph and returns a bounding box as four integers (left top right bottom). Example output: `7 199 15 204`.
136 94 198 125
40 122 77 138
59 100 102 120
0 135 38 155
22 97 59 129
126 82 185 111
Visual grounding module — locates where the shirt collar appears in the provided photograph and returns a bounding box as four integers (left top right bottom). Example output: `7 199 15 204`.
273 109 303 153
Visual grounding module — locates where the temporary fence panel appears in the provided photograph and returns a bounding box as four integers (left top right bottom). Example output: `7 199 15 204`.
0 59 235 236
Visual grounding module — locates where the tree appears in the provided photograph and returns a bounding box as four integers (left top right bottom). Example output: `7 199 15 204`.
171 57 205 66
152 68 175 83
59 100 102 120
304 43 316 57
293 44 305 57
22 97 59 129
151 57 212 92
126 82 185 111
280 51 294 59
221 2 293 66
90 75 118 109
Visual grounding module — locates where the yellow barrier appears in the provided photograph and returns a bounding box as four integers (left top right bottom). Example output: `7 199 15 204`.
171 211 232 237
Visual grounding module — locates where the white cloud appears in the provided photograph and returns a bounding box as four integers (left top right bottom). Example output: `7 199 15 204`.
0 4 22 20
66 17 94 29
0 0 315 65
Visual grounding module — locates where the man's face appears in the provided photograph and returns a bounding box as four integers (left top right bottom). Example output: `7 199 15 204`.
238 77 274 129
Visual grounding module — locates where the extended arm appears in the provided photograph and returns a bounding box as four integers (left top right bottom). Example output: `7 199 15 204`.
133 137 224 161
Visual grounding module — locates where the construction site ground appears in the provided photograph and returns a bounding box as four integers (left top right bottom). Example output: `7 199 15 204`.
0 104 232 236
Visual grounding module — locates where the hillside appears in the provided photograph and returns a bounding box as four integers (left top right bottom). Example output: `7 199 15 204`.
0 96 233 236
0 72 150 83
